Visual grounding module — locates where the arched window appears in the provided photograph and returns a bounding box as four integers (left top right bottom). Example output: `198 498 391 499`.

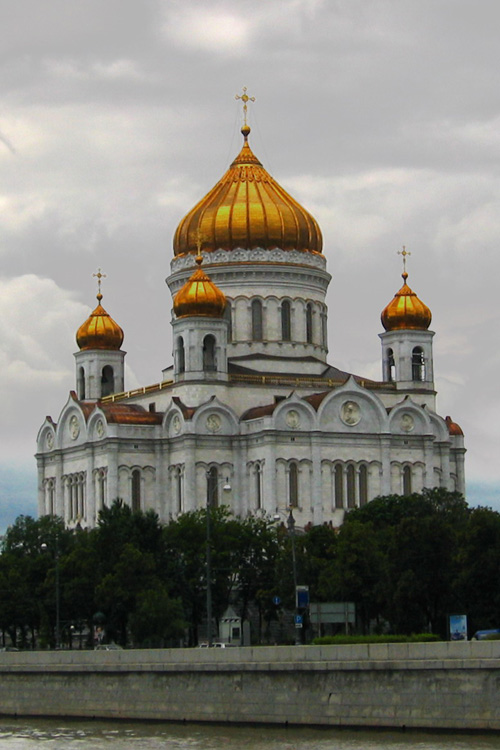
281 300 291 341
97 468 107 511
67 472 86 520
207 466 219 509
306 303 313 344
101 365 114 397
78 367 85 400
176 467 183 513
289 462 299 508
45 478 56 515
177 336 185 374
334 465 344 509
251 299 263 341
224 301 232 343
131 469 141 512
347 464 356 508
403 465 412 496
412 347 425 381
387 348 395 382
203 335 216 371
359 465 368 506
255 464 262 509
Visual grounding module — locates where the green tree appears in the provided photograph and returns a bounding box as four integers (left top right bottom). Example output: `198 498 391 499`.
129 586 186 647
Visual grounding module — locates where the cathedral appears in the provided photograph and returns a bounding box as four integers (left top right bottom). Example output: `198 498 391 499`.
36 106 465 529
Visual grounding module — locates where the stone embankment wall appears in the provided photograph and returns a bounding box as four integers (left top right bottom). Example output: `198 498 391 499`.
1 641 500 730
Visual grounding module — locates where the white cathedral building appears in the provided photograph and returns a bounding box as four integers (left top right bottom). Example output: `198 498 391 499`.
36 118 465 529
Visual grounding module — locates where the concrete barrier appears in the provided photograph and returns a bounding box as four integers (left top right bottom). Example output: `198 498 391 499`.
1 641 500 729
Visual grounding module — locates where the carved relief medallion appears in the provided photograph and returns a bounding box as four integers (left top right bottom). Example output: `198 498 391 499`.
341 400 361 426
172 415 181 434
285 409 300 429
400 413 415 432
206 414 222 433
46 432 54 450
69 415 80 440
96 419 105 438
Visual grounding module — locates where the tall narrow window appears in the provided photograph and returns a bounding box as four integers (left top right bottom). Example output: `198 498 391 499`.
281 300 291 341
412 347 425 381
387 348 395 382
97 469 107 511
255 464 262 509
176 467 183 513
347 465 356 508
321 312 328 348
78 367 85 400
45 478 56 515
403 465 412 496
306 303 313 344
289 463 299 508
101 365 114 397
334 465 344 509
251 299 263 341
224 301 232 343
207 466 219 509
203 335 216 371
131 469 141 512
359 465 368 506
177 336 185 374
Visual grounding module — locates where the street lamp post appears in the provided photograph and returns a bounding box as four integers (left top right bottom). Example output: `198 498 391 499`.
41 533 60 650
206 471 231 647
274 505 302 645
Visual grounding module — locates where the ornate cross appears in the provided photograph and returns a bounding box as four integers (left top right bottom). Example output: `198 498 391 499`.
93 268 106 296
235 87 255 127
398 246 411 273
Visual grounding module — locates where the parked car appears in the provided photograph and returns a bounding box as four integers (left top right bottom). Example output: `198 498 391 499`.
471 629 500 640
198 642 232 648
95 643 123 650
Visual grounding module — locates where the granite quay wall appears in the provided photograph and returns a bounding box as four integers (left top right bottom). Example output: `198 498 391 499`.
1 641 500 730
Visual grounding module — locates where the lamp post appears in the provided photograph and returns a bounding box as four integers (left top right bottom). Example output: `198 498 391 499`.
41 533 60 650
206 471 231 647
274 505 302 645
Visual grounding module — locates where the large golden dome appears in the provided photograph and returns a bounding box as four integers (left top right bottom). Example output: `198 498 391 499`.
173 126 323 256
173 256 226 318
76 294 124 351
381 272 432 331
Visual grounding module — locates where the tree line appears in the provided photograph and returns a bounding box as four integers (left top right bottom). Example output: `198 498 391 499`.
0 488 499 648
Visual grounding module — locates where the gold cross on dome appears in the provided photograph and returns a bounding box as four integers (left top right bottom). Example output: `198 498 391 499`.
235 87 255 127
93 268 106 295
398 246 411 273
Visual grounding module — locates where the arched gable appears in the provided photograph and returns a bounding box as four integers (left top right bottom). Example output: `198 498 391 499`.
388 397 432 436
55 393 90 449
318 376 388 433
36 417 57 454
427 411 451 442
192 396 239 436
273 393 317 432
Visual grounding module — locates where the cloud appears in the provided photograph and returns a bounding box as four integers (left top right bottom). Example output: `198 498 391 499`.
0 276 84 453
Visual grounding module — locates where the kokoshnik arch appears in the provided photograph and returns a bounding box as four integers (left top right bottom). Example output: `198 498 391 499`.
36 96 465 529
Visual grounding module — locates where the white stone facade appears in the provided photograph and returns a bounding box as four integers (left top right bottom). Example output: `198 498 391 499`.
36 240 465 529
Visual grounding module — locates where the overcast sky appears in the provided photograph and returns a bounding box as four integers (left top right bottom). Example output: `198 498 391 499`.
1 0 499 531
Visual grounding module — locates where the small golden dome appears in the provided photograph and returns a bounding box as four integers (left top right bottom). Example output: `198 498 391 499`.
381 272 432 331
173 126 322 256
76 294 124 351
173 256 226 318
